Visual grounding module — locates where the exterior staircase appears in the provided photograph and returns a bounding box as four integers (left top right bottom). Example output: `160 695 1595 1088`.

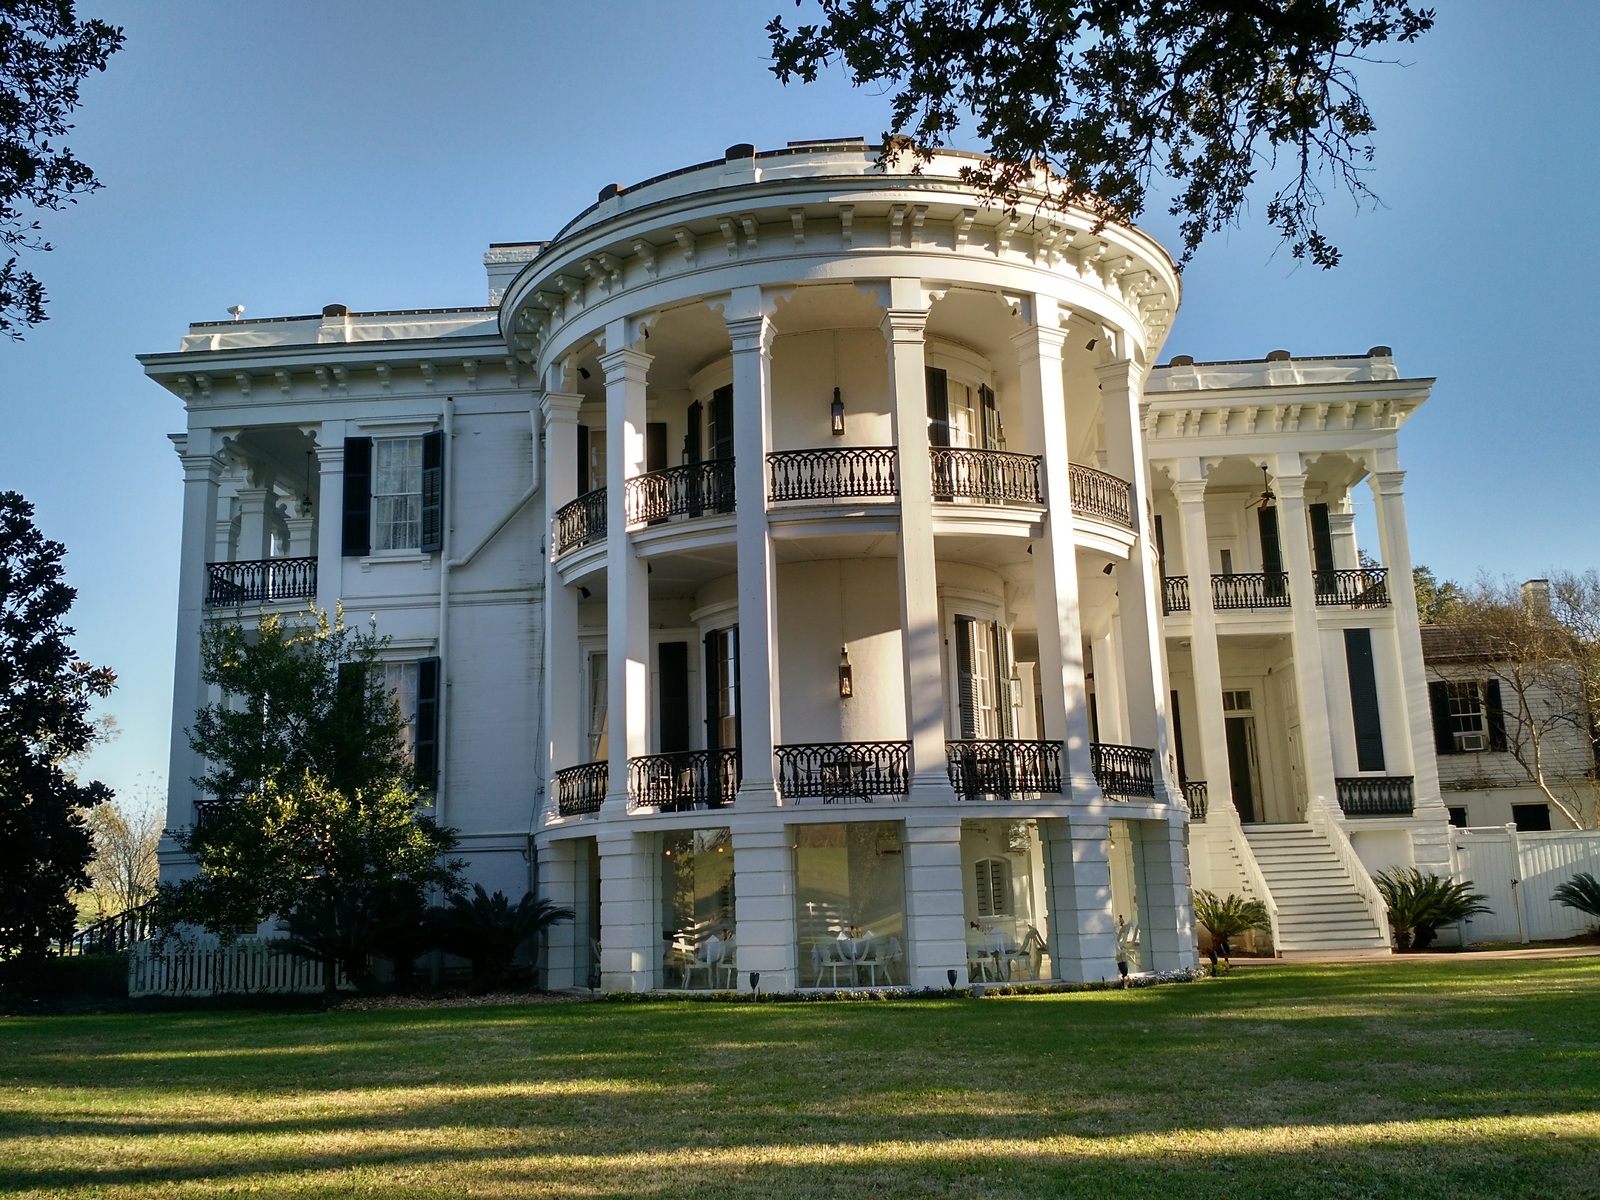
1242 824 1391 956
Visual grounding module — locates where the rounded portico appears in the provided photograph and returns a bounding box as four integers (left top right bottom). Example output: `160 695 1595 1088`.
510 140 1197 992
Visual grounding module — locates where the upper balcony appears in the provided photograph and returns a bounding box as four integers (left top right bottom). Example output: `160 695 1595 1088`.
1161 567 1389 615
205 557 317 608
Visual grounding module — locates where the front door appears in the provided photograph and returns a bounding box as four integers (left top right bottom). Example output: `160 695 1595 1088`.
1225 713 1263 824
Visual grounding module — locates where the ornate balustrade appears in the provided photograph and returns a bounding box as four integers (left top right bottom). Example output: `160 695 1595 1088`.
767 446 898 502
774 741 910 802
554 761 608 817
1162 575 1190 614
627 749 740 812
944 739 1062 799
1182 780 1209 821
192 798 238 827
1212 572 1291 609
929 448 1043 505
625 459 736 525
1335 775 1415 817
1067 463 1135 528
205 557 317 607
63 899 157 957
553 488 606 557
1090 742 1157 800
1315 568 1391 608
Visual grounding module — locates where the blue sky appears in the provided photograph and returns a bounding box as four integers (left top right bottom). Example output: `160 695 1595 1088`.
3 1 1597 808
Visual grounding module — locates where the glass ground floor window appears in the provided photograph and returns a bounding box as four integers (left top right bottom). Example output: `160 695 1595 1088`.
1108 818 1149 974
795 821 906 988
659 828 736 989
961 818 1053 982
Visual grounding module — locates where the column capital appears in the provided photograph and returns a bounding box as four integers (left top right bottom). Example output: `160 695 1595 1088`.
1010 321 1069 359
725 312 776 354
1272 473 1307 502
540 390 585 424
879 306 928 343
598 345 652 385
1370 469 1406 496
1173 478 1209 505
1094 357 1142 391
176 446 225 484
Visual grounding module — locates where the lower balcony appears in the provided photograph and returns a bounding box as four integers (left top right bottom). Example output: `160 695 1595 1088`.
1212 572 1291 610
1090 742 1157 800
767 447 898 502
552 489 606 557
945 739 1062 799
1181 780 1209 821
1336 775 1415 817
554 761 607 817
775 741 911 803
627 749 740 813
930 447 1043 505
205 557 316 607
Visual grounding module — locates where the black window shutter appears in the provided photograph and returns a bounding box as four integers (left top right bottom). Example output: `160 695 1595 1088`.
711 385 735 461
684 402 702 464
979 384 1000 449
703 629 718 751
342 437 372 557
646 422 668 473
415 656 440 791
420 430 444 554
1257 506 1283 575
1428 680 1457 755
1170 689 1187 782
577 425 590 495
1485 679 1508 751
1310 503 1335 580
1344 628 1386 771
955 615 979 740
925 367 950 447
658 642 690 753
1154 515 1167 578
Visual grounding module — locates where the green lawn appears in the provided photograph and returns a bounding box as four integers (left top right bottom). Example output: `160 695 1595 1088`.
2 959 1598 1198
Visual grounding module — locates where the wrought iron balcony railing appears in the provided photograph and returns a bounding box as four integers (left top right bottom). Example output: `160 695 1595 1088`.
1162 575 1190 614
1212 572 1291 610
1182 780 1209 821
205 557 317 607
63 898 157 957
1315 568 1391 608
767 447 898 502
1067 463 1135 528
1335 775 1415 817
1090 742 1157 800
553 488 606 557
945 739 1063 799
929 447 1043 505
554 761 608 817
627 749 740 812
626 459 736 526
775 741 910 802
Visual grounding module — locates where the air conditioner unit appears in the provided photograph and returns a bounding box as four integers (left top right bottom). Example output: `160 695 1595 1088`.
1458 732 1489 752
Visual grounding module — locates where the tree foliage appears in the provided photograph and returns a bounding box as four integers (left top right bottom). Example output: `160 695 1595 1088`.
0 490 115 961
1192 889 1270 952
1373 867 1489 951
1413 564 1464 625
432 884 575 990
1439 574 1600 829
0 1 124 336
83 793 159 920
768 0 1434 267
160 608 458 954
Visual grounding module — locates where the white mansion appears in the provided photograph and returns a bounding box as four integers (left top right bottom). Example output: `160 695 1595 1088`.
141 140 1452 989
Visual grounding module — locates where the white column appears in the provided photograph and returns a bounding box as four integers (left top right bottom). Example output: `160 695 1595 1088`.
539 838 582 990
167 433 223 834
600 336 652 812
726 297 781 803
1098 359 1177 805
284 511 315 558
882 283 949 794
1091 631 1126 742
1328 497 1360 570
1015 307 1100 797
1371 462 1451 871
730 826 797 991
235 479 274 562
314 424 345 613
1134 816 1199 970
542 390 585 791
1044 813 1119 982
1272 459 1338 817
597 830 656 992
1173 468 1232 811
901 814 969 987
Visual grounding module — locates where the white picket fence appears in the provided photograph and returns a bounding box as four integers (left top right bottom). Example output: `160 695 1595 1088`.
128 937 349 997
1451 826 1600 944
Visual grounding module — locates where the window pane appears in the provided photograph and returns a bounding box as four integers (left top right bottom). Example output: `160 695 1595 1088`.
376 495 420 550
796 822 906 987
962 819 1051 981
382 661 420 757
374 438 423 495
659 828 736 990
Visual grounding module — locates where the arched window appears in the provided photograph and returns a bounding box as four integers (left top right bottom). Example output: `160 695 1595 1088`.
974 857 1013 917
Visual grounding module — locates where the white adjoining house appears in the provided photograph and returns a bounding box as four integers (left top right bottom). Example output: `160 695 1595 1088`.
140 139 1458 989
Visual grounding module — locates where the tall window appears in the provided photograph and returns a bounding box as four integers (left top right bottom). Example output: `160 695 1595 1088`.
955 615 1011 739
374 438 423 550
973 857 1013 917
1446 681 1487 751
383 661 420 757
587 652 608 762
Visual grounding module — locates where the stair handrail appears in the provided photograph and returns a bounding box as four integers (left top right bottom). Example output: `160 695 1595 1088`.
1218 800 1280 950
1305 791 1392 944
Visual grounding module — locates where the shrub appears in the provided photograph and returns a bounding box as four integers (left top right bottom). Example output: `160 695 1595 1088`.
1553 871 1600 928
1192 890 1270 957
431 886 575 989
1373 867 1491 951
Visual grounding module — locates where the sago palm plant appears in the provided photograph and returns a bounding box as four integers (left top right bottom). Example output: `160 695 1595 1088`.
1553 871 1600 929
1373 867 1491 951
1192 890 1271 959
431 884 575 989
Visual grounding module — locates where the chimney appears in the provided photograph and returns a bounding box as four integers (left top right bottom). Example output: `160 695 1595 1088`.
1522 578 1552 616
